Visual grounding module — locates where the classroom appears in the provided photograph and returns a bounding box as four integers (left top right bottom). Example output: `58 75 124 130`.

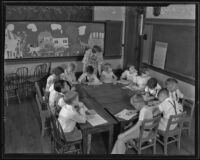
3 1 199 157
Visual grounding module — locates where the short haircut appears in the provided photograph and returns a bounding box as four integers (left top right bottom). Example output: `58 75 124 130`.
69 62 76 72
147 78 158 89
54 79 71 92
52 66 64 76
86 65 94 74
126 64 135 71
140 67 149 75
63 91 78 105
92 45 102 53
103 63 112 71
157 88 169 97
165 78 178 85
131 93 144 103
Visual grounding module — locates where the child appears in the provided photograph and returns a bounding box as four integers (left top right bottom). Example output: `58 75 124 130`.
154 88 182 131
49 79 72 115
120 65 138 84
45 66 64 92
136 67 151 89
82 45 103 76
61 62 77 84
58 91 94 153
78 65 101 85
100 63 117 83
165 78 184 103
144 78 161 101
111 93 153 154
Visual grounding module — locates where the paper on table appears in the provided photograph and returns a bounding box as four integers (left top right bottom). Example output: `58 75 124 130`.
117 80 130 85
87 113 108 126
115 109 137 121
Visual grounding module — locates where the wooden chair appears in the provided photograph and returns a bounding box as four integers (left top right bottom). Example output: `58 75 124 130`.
156 112 186 155
4 73 21 106
16 67 29 96
128 115 161 154
182 98 195 136
49 113 82 154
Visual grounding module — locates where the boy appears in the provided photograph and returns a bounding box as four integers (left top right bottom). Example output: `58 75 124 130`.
49 79 72 114
78 65 101 85
111 93 153 154
100 63 117 83
154 88 182 131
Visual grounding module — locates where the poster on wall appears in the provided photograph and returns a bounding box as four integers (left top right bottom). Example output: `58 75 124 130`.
4 21 105 59
153 41 168 69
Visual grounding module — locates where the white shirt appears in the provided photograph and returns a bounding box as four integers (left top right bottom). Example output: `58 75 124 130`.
158 97 181 131
139 106 153 121
78 73 100 84
136 75 151 89
121 70 138 83
49 84 64 114
101 71 115 83
60 72 76 84
58 103 86 133
145 83 161 97
45 74 56 92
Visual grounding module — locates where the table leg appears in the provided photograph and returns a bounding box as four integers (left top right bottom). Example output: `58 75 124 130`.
108 125 114 154
82 131 88 154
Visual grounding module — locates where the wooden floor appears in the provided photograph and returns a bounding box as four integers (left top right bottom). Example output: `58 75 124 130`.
4 94 195 155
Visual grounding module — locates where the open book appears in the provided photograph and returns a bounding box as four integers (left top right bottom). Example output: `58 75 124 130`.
115 109 138 120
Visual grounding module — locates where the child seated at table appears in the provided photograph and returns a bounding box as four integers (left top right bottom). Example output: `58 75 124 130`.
143 78 161 101
111 93 153 154
60 62 77 84
100 63 117 83
154 88 183 131
78 65 101 85
49 79 72 115
136 67 151 89
58 91 94 153
120 65 138 84
45 66 64 92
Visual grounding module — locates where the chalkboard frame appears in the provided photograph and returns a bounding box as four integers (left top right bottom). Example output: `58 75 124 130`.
4 20 106 60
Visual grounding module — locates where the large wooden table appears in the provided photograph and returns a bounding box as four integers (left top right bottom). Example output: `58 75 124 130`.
76 83 139 153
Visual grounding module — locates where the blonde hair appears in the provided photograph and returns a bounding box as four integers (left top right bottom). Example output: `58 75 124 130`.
130 93 145 104
63 91 78 105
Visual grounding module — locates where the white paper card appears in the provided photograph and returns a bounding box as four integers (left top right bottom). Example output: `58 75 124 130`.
115 109 137 121
87 113 108 126
153 41 168 69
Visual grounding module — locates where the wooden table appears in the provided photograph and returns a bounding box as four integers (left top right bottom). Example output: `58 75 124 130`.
76 84 117 154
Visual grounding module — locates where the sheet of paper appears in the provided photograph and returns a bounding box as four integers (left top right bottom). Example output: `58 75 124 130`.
87 113 108 126
115 109 137 121
117 80 130 85
153 41 168 69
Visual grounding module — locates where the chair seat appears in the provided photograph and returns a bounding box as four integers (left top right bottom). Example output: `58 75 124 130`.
157 128 180 136
28 76 44 83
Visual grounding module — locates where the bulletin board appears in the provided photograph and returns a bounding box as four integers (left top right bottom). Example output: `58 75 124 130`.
4 21 105 59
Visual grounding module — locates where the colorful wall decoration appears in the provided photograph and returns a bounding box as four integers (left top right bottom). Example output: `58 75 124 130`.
4 22 105 59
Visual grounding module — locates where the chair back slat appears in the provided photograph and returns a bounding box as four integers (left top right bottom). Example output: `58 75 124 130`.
182 98 195 118
5 73 19 90
34 64 48 78
16 67 28 83
166 112 186 132
35 82 43 103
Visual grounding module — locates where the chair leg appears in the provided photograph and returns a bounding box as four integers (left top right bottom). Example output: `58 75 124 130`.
177 135 181 150
153 140 156 154
16 89 21 104
164 137 168 155
6 91 8 106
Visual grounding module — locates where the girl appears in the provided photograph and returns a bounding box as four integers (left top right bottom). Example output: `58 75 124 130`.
61 62 77 84
120 65 138 84
111 93 153 154
100 63 117 83
78 65 101 85
136 67 151 90
82 45 103 76
45 66 64 92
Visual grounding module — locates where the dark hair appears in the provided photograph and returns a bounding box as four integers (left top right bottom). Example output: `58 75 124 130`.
86 65 94 74
52 66 64 76
165 78 178 85
131 93 144 103
103 63 112 71
54 79 71 92
92 45 102 53
69 63 76 72
139 67 149 75
63 91 78 105
157 88 169 97
147 78 158 89
125 64 135 71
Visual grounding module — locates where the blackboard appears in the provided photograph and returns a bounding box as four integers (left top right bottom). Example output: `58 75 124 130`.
5 21 104 59
151 24 195 79
104 21 123 57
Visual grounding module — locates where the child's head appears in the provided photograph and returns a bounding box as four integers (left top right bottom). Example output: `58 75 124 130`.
165 78 178 92
130 93 145 111
86 65 94 75
157 88 169 102
147 78 158 89
103 63 112 73
140 67 150 76
63 91 79 106
66 62 76 73
54 79 71 94
92 45 102 54
52 66 64 76
127 65 137 74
